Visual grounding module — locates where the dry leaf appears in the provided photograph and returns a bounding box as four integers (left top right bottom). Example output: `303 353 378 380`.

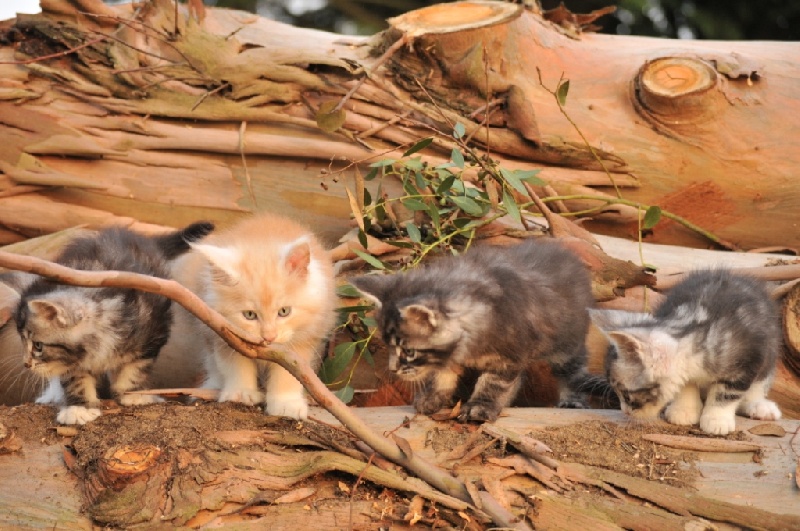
748 423 787 437
405 495 425 525
338 480 351 494
274 487 316 504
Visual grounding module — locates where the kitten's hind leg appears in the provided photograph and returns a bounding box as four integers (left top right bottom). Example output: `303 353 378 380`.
459 370 521 423
112 359 162 406
664 383 703 426
699 382 742 435
737 378 781 421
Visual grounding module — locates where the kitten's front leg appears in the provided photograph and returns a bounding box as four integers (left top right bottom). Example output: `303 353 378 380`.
664 383 703 426
111 359 162 406
460 370 521 423
737 378 782 421
264 362 309 420
699 382 741 435
57 372 102 425
413 368 458 416
209 345 263 406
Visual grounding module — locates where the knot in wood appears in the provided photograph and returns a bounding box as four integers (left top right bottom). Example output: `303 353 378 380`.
99 444 162 486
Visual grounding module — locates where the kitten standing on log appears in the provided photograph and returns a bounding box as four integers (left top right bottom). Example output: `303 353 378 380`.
602 269 782 435
350 239 595 423
13 222 215 425
172 213 337 420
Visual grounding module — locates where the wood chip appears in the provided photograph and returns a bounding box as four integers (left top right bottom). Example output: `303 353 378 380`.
274 487 316 504
642 433 762 453
748 423 787 437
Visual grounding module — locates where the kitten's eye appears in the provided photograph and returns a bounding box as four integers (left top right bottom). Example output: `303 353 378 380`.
277 306 292 317
32 341 43 354
242 310 258 320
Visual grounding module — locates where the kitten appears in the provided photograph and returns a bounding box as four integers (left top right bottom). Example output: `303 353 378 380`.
603 269 782 435
171 212 337 420
350 238 595 423
14 222 215 425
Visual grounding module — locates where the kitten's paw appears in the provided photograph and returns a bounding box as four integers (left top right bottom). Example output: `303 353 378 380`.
699 409 737 435
57 406 102 425
120 393 164 406
557 398 589 409
265 393 308 420
218 388 264 406
458 401 501 423
414 393 453 416
740 399 782 421
665 402 702 426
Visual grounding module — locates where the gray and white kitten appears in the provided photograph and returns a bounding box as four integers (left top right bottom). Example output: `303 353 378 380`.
14 222 214 425
601 269 782 435
350 239 595 423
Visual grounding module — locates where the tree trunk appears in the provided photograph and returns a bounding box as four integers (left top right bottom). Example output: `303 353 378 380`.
0 0 798 249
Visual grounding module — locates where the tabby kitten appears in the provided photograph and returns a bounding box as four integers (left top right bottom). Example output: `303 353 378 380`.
15 222 214 425
350 239 595 423
603 269 782 435
172 212 337 420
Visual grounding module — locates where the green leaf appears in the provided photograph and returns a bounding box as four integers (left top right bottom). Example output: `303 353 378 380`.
453 122 466 139
427 202 441 230
361 317 377 328
502 188 522 225
517 169 546 187
335 305 375 313
556 79 570 107
370 158 396 168
361 346 375 367
334 385 355 404
451 148 465 169
402 198 429 211
336 284 363 298
500 168 528 195
357 229 368 249
319 342 356 383
405 222 422 243
414 170 427 192
315 101 346 133
403 137 434 157
352 249 386 270
642 205 662 230
363 188 372 207
405 158 424 171
386 240 416 249
436 174 456 195
364 167 379 181
450 196 484 216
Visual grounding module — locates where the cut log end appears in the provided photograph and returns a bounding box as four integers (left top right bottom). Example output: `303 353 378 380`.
388 0 522 37
636 57 723 122
99 444 162 482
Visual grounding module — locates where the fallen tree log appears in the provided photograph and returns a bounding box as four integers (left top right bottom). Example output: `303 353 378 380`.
0 0 798 250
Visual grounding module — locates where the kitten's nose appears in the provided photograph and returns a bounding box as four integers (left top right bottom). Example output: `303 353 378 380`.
262 332 276 343
23 359 34 369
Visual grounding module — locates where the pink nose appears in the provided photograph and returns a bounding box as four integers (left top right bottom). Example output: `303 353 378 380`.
262 334 276 343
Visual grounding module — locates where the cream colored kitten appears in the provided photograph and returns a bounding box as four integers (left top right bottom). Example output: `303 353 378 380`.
172 213 337 419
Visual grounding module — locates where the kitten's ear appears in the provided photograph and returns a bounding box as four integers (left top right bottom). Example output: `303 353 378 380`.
399 304 438 331
27 299 83 327
283 240 311 276
607 331 645 363
192 243 240 281
349 275 391 308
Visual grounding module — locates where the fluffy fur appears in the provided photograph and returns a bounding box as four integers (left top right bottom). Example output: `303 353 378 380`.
14 222 214 425
602 269 782 435
350 239 595 423
172 213 337 420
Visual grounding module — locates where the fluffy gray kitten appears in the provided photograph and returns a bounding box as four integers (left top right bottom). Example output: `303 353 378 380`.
602 269 782 435
351 239 595 423
13 222 214 425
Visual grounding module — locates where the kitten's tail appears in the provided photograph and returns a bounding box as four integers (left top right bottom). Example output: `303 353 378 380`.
155 221 215 259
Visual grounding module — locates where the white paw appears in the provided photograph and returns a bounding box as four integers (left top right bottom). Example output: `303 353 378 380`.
57 406 102 425
740 399 782 421
36 378 65 404
665 401 702 426
219 388 264 406
265 393 308 420
120 393 164 406
699 409 737 435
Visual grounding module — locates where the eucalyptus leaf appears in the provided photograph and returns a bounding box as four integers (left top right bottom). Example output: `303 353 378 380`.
405 222 422 243
643 205 662 230
352 249 386 270
453 122 466 139
402 198 429 211
334 385 355 404
556 79 570 107
451 148 465 169
503 188 522 225
450 196 484 216
436 174 456 195
370 158 396 168
336 284 363 298
315 101 346 133
403 137 434 157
